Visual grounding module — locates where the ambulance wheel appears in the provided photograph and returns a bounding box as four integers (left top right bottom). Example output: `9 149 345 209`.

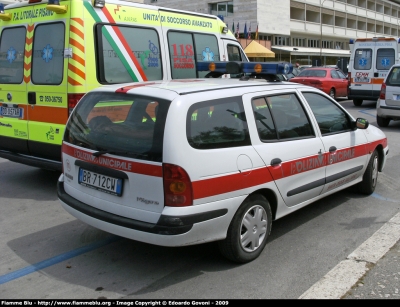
329 88 335 99
353 99 363 106
376 115 390 127
218 194 272 263
357 149 379 195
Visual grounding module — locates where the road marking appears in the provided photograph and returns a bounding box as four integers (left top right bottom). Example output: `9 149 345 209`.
372 192 398 202
359 108 376 117
0 236 119 285
299 211 400 299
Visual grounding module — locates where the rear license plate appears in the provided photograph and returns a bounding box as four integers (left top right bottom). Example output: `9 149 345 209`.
392 95 400 100
0 106 23 118
78 168 123 196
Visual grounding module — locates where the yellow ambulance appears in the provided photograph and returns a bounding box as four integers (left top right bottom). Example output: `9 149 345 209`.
0 0 248 171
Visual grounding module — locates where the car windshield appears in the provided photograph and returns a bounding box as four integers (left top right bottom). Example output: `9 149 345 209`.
64 92 171 162
298 70 327 77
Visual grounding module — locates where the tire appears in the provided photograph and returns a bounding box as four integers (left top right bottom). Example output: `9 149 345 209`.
357 149 379 195
329 88 335 99
353 99 363 106
376 115 390 127
218 194 272 263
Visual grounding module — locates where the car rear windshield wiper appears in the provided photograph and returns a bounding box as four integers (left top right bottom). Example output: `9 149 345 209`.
92 150 149 159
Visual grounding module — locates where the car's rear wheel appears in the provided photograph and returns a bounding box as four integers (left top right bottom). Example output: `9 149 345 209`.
218 194 272 263
376 115 390 127
329 88 335 99
353 99 363 106
357 149 379 195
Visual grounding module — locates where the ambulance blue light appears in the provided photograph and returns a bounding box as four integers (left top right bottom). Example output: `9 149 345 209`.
241 62 292 75
349 39 354 44
0 2 12 20
196 61 293 76
46 0 68 14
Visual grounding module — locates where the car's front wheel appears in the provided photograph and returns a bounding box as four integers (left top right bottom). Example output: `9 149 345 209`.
353 99 363 106
218 194 272 263
357 149 379 195
377 115 390 127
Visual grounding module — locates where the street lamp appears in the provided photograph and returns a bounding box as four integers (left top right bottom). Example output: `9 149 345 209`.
320 0 327 66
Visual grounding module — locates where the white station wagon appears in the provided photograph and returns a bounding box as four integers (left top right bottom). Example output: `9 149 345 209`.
58 62 389 263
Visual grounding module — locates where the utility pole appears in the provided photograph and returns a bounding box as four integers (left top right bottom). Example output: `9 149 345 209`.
320 0 327 66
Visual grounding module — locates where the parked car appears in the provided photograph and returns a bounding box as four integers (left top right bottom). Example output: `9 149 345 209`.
376 63 400 127
289 67 348 99
57 61 388 263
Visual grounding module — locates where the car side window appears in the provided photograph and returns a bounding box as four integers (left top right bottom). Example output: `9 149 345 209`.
337 70 346 79
302 92 352 135
187 97 251 149
251 93 314 141
331 70 339 79
96 24 162 83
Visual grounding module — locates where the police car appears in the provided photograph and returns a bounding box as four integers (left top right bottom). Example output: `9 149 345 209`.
57 61 389 263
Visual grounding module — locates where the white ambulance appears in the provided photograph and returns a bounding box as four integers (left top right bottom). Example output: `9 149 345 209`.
348 37 399 106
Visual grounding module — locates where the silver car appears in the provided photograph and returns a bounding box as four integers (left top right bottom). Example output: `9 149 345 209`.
377 64 400 127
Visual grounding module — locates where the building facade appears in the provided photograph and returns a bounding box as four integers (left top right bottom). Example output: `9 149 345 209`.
144 0 400 71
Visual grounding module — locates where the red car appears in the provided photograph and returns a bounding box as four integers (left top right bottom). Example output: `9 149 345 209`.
289 67 348 99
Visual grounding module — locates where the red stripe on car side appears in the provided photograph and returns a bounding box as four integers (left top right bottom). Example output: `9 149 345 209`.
192 167 273 199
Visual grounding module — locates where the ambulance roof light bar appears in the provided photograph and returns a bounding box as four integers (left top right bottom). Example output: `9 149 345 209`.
46 0 68 14
0 3 11 21
196 61 293 80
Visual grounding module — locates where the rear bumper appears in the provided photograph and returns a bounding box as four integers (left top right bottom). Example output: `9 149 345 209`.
57 178 230 245
0 149 62 171
377 100 400 119
347 88 380 101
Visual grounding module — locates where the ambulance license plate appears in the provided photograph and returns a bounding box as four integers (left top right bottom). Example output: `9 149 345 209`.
393 95 400 100
78 168 123 196
0 106 23 118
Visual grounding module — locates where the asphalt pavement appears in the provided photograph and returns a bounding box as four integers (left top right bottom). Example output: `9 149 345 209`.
299 211 400 299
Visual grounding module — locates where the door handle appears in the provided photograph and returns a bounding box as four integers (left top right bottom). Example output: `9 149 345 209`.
28 92 36 105
270 158 282 166
329 146 337 153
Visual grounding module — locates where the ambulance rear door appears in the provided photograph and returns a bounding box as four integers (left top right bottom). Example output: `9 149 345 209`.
351 38 397 103
26 2 71 162
0 4 31 155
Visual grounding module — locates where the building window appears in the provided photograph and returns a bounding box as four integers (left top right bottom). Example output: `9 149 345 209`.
308 39 319 48
274 36 290 46
210 1 233 17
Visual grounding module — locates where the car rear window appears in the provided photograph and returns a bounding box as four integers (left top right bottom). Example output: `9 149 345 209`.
64 92 171 162
386 66 400 86
298 70 326 77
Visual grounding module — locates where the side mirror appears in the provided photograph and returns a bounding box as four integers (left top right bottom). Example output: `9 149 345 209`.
355 118 369 129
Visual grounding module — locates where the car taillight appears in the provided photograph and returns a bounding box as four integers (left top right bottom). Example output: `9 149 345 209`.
347 72 351 86
310 80 322 85
163 163 193 207
68 93 85 116
379 82 386 100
